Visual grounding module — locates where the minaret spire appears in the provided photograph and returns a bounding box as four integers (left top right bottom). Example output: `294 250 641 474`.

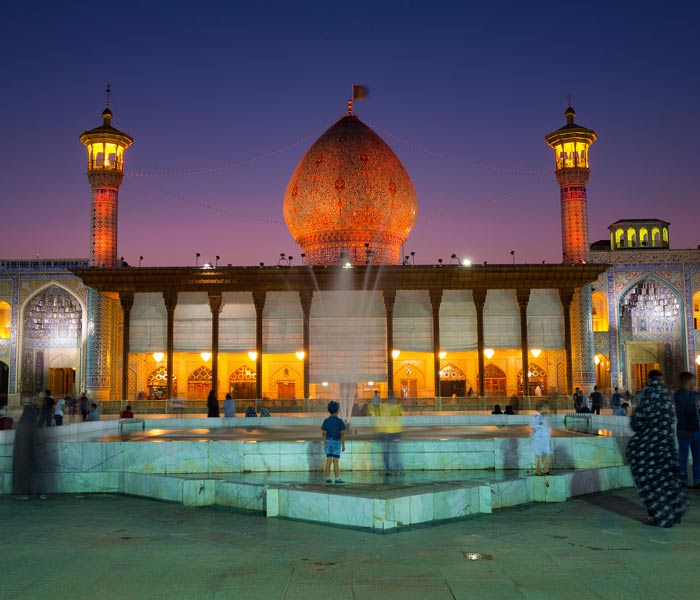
105 83 111 108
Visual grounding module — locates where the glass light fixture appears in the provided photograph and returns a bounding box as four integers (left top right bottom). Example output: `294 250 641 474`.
295 351 305 360
367 381 374 386
321 381 329 387
248 351 258 361
530 348 542 358
391 349 401 360
152 352 165 363
200 352 211 362
484 348 495 359
594 355 601 365
461 258 472 267
696 355 700 366
438 351 447 359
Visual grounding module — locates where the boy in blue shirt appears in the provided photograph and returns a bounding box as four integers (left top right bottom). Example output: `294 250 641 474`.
321 401 346 484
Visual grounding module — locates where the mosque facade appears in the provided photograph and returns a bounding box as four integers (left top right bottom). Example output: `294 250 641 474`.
1 102 698 409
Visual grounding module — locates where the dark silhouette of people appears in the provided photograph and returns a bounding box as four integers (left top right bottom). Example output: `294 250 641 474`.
206 389 219 418
504 405 516 415
491 404 503 414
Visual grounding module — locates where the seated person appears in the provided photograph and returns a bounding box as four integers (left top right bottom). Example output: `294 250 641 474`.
613 402 629 416
504 405 516 415
223 394 236 418
260 406 271 417
120 405 134 418
491 404 503 415
579 404 592 414
87 403 100 421
245 406 257 417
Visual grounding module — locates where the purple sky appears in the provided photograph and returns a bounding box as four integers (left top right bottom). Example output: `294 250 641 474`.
2 1 699 266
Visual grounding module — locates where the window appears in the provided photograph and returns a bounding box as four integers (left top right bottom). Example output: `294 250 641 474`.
0 301 10 339
591 292 609 332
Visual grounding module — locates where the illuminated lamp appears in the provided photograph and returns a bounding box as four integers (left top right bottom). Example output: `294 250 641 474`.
295 351 305 360
343 262 352 269
391 349 401 360
696 355 700 366
438 351 447 359
594 355 601 365
248 351 258 361
530 348 542 358
200 352 212 362
322 382 329 387
484 348 495 360
368 381 374 386
152 352 165 363
461 258 472 267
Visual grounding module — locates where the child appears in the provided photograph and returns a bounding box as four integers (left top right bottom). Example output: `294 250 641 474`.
321 401 346 484
530 402 552 476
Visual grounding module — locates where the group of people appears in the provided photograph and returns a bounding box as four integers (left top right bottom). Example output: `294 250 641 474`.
22 390 100 427
491 404 516 415
573 386 633 415
206 390 271 418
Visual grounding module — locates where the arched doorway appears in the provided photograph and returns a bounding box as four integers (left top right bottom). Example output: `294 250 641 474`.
188 366 213 400
229 365 256 399
21 285 82 395
619 277 683 390
481 363 506 397
270 365 301 399
394 363 425 398
518 363 547 396
594 354 611 392
147 366 177 400
439 363 467 397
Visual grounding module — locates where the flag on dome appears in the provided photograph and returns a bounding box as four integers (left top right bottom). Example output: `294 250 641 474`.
353 85 369 101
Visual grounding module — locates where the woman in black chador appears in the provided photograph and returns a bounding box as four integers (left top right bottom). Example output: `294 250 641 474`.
206 389 220 418
627 370 689 527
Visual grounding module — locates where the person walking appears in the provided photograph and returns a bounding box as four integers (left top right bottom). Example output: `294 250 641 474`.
627 370 689 527
79 393 89 421
206 389 220 418
39 390 55 427
589 386 603 415
371 389 381 416
54 395 66 426
611 387 623 412
674 372 700 488
530 402 552 476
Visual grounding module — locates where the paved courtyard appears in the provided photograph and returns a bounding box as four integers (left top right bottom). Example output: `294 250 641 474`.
2 488 699 599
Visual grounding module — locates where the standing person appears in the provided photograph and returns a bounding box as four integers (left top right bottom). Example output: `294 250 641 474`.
79 393 89 422
674 372 700 488
206 389 219 418
589 386 603 415
573 387 583 412
371 389 381 416
530 402 552 476
627 370 688 527
40 390 55 427
54 395 66 426
223 393 235 418
321 401 346 484
611 387 623 412
13 405 43 500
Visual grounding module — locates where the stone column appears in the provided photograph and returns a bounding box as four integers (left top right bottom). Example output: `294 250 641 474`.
163 290 178 400
473 289 487 398
516 289 530 397
570 284 596 393
300 291 313 399
253 291 266 399
208 293 223 397
559 287 574 395
383 289 396 396
86 289 115 401
119 292 134 402
429 289 443 398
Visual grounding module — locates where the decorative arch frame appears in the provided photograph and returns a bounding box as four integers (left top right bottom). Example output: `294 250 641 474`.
591 291 609 332
394 362 426 397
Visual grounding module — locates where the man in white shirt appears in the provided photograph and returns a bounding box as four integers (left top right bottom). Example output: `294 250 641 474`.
54 396 66 426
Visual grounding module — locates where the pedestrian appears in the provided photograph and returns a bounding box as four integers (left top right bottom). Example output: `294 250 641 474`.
491 404 503 414
378 396 403 475
534 385 542 397
371 389 381 416
39 390 55 427
87 403 100 421
613 402 629 416
79 393 89 421
530 402 552 476
223 393 235 418
573 387 583 412
611 387 623 411
589 385 603 415
120 405 134 418
321 400 346 484
54 395 66 426
12 405 45 500
627 370 688 527
206 389 220 418
674 372 700 488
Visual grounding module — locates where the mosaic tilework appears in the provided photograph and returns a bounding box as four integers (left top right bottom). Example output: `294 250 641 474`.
86 288 114 393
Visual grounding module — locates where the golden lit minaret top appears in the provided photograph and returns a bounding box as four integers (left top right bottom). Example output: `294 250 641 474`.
79 85 133 267
545 103 596 264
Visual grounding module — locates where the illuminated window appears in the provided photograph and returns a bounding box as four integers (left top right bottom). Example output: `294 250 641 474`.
615 228 625 249
694 292 700 330
592 292 609 332
627 228 637 248
663 228 669 247
188 366 213 400
639 227 649 247
651 227 661 247
147 366 177 400
0 301 10 339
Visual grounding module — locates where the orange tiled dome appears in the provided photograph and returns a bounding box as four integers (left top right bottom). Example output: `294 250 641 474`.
283 115 417 265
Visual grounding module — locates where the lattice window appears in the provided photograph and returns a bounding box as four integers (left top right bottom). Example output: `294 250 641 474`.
439 363 466 380
189 366 213 382
230 366 256 381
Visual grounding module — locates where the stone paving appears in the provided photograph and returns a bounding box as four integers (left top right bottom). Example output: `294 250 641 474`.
2 487 699 599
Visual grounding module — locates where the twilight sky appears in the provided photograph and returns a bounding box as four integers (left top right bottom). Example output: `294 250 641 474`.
2 1 698 266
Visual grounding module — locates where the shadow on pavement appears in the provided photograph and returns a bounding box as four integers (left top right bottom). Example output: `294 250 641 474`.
578 490 647 523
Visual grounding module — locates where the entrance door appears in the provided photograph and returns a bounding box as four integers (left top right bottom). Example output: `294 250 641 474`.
277 382 295 399
632 363 660 392
49 368 75 396
399 379 417 398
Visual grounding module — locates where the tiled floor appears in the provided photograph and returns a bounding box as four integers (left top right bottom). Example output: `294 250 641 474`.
2 487 698 599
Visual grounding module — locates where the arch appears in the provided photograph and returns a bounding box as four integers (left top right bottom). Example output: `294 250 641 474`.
651 227 661 247
0 301 10 339
439 362 468 397
270 364 302 399
394 362 426 398
147 366 177 400
639 227 649 247
518 362 547 396
662 227 669 247
615 228 625 249
229 365 256 400
694 291 700 330
594 353 611 392
626 227 637 247
188 366 212 400
591 291 609 332
482 363 506 397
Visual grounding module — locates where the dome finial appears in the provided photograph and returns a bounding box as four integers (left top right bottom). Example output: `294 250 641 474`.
102 83 113 126
347 98 353 115
105 83 111 109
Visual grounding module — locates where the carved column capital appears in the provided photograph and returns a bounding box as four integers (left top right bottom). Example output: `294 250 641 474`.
516 288 530 311
472 288 487 311
429 289 443 313
299 290 313 317
253 290 266 314
119 291 134 313
383 289 396 313
163 290 178 313
208 292 223 315
559 287 574 310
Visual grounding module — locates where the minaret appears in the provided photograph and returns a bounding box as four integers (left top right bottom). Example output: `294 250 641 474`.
79 87 133 401
545 104 597 393
79 86 133 267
